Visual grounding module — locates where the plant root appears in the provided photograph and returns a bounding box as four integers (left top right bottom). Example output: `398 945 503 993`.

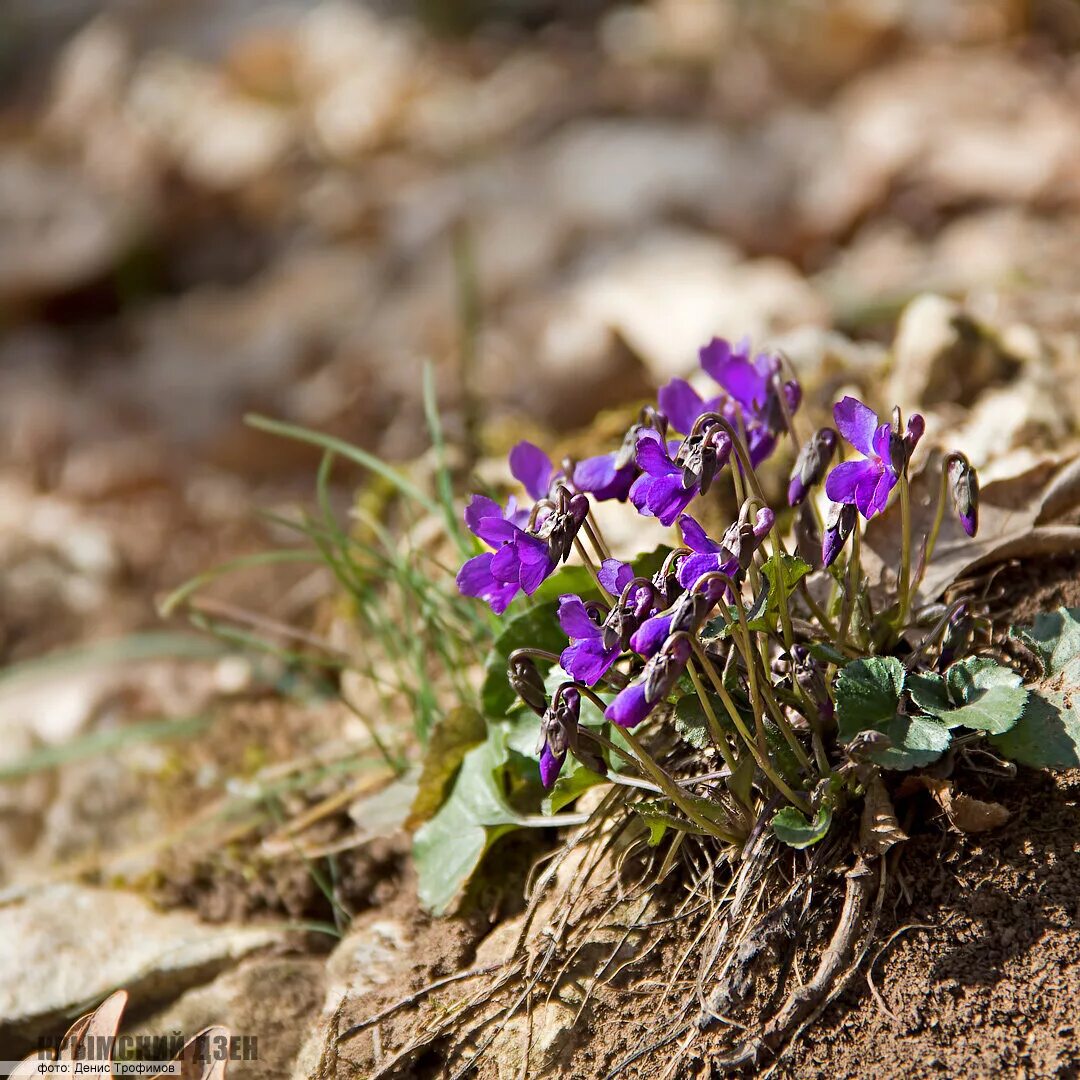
708 855 882 1071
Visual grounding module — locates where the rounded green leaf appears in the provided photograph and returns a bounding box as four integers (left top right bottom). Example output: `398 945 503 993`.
772 804 832 849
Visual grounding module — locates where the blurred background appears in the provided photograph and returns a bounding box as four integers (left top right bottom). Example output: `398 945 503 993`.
4 0 1080 1065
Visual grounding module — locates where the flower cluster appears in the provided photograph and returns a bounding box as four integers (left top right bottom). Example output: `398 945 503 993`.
456 336 980 802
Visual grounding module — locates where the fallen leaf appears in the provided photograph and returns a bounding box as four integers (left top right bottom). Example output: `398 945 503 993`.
859 773 907 855
919 777 1010 834
861 450 1080 605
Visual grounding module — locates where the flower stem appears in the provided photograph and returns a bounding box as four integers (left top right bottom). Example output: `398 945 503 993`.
616 725 743 844
678 634 811 814
573 536 613 601
583 514 612 564
896 470 913 629
916 453 960 593
687 661 740 775
838 524 861 646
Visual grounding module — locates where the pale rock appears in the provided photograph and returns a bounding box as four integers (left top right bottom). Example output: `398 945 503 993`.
135 957 325 1080
291 914 412 1077
296 2 416 159
0 884 281 1039
573 230 826 382
0 151 139 302
126 53 293 189
488 1000 579 1078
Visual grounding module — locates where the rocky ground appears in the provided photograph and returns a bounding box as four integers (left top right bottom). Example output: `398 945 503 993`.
3 1 1080 1076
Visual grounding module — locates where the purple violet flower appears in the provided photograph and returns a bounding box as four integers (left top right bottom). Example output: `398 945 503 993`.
509 441 557 501
824 397 907 520
598 559 635 595
456 494 550 613
675 511 773 590
629 430 699 526
605 637 691 728
676 514 741 591
572 452 637 502
558 594 621 685
657 379 725 436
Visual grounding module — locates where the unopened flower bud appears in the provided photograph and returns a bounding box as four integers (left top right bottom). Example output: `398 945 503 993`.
903 413 925 462
537 487 591 563
668 588 713 637
822 501 858 568
537 687 581 760
643 636 692 704
788 428 838 506
752 506 775 541
947 455 979 537
509 654 547 717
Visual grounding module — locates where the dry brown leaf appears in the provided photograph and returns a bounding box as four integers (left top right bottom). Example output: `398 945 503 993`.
947 792 1012 833
12 993 231 1080
920 777 1011 834
859 773 908 855
861 451 1080 605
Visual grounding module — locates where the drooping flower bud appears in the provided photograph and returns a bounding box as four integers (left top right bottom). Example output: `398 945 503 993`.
903 413 925 462
537 687 582 788
668 588 714 638
822 501 858 568
947 454 979 537
536 488 590 563
677 427 732 497
643 636 692 704
508 654 547 717
788 428 838 506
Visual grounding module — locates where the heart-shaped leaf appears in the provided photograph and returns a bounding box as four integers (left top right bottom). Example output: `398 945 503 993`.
909 657 1027 735
991 607 1080 768
835 656 906 741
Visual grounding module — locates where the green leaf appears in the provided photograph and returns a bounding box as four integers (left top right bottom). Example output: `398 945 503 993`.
413 723 527 913
868 714 952 771
991 607 1080 768
542 759 606 815
707 554 811 639
481 603 567 718
762 552 812 596
835 656 906 741
913 657 1028 735
406 705 487 829
907 671 951 714
772 803 832 848
673 693 715 749
837 657 950 770
632 795 729 846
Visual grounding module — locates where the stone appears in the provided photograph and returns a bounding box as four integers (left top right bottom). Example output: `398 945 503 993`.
572 229 827 383
0 884 281 1042
135 957 325 1080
